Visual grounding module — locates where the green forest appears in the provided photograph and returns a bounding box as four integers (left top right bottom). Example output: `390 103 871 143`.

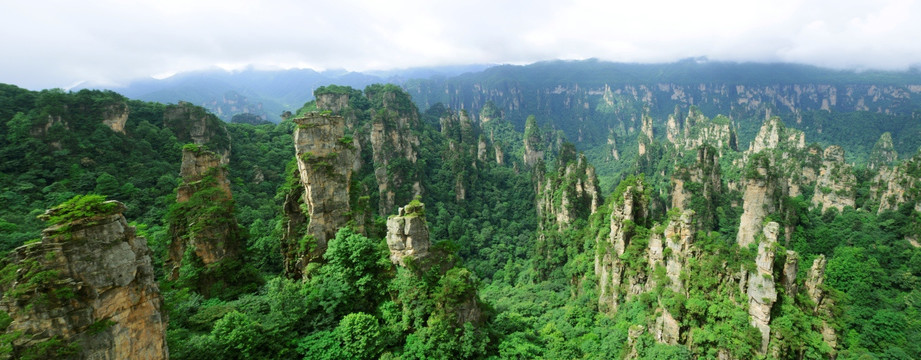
0 73 920 360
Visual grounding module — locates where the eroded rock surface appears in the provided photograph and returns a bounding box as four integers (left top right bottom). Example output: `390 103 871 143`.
747 222 780 353
168 147 242 281
386 201 431 266
0 202 167 359
811 145 856 212
284 113 358 276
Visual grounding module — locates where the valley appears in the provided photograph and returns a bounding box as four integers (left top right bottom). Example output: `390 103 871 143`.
0 61 920 359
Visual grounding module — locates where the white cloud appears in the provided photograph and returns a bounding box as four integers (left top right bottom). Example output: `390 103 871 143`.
1 0 920 89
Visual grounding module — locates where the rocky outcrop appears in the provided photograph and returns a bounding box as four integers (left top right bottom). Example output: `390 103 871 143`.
805 256 838 357
737 117 821 246
638 114 654 156
537 152 601 230
479 101 500 123
279 179 310 279
494 143 505 165
407 69 921 153
666 107 738 154
652 308 680 345
523 116 544 167
737 157 777 248
595 180 648 311
368 91 423 215
477 136 488 162
871 150 921 213
671 145 721 230
659 211 695 293
440 109 490 202
102 102 129 134
812 145 856 212
608 135 620 160
163 102 232 164
0 201 167 359
782 250 799 296
748 117 805 155
385 201 431 266
289 113 358 270
741 118 821 198
176 145 232 203
868 132 898 170
596 185 695 342
441 110 475 142
316 92 350 113
649 211 696 346
167 146 243 283
746 222 780 353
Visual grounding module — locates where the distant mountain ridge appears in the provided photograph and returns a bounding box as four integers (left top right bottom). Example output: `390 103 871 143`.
78 60 921 156
403 59 921 163
81 64 491 123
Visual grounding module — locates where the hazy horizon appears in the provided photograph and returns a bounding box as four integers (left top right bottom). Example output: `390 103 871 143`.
3 0 920 90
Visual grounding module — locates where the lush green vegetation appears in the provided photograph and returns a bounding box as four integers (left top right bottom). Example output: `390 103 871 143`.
1 78 920 359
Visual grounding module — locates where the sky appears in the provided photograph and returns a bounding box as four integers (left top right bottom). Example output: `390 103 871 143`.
2 0 920 90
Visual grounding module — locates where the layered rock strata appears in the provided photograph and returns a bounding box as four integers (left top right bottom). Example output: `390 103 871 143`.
0 202 168 359
811 145 856 212
747 222 780 353
385 201 431 266
167 147 242 281
290 113 358 268
595 181 648 311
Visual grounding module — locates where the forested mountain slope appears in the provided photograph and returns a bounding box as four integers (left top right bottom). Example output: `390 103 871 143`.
405 60 921 190
1 61 920 359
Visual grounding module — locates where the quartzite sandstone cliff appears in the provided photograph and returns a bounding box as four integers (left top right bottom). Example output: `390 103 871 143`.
0 201 167 359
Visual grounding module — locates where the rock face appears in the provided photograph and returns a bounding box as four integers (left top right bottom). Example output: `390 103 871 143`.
747 222 780 354
608 135 620 160
638 114 654 156
868 132 898 170
537 152 601 230
477 136 488 162
168 146 242 282
811 145 856 212
289 113 358 272
749 117 806 155
737 159 777 248
368 92 423 215
595 181 649 311
871 150 921 213
649 211 696 346
666 107 738 154
595 179 695 341
782 250 799 296
0 201 168 359
805 256 838 357
316 92 350 112
385 201 431 266
737 117 820 247
102 102 130 134
671 145 722 230
523 116 544 167
439 109 490 202
176 146 232 203
163 102 232 164
314 86 427 217
591 173 837 357
494 143 505 165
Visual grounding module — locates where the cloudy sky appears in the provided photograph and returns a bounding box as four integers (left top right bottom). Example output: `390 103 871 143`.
2 0 920 90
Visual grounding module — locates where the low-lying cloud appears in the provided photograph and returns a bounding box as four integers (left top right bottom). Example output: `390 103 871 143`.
2 0 919 89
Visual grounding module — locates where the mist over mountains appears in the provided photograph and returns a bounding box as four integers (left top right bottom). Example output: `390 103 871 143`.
81 64 492 123
2 56 921 359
